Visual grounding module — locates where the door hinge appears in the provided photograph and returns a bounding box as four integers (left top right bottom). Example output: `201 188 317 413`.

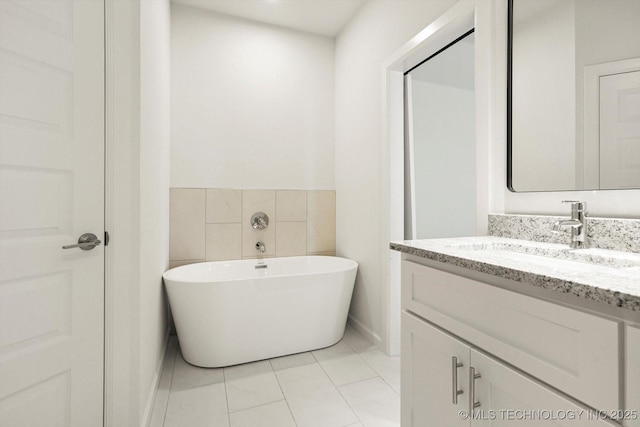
104 231 110 246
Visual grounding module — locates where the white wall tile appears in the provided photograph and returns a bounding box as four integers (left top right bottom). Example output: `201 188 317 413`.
206 223 242 261
306 251 336 257
276 190 307 221
170 188 206 261
171 187 336 262
242 190 276 257
307 190 335 254
276 222 307 257
207 188 242 223
169 259 204 269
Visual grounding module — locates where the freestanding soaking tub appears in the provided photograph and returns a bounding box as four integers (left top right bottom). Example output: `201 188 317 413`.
163 256 358 367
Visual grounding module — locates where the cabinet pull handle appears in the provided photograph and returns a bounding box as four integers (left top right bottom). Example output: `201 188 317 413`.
452 357 464 404
469 367 481 414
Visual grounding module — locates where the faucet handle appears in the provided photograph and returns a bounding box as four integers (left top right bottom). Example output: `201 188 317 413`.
562 200 587 211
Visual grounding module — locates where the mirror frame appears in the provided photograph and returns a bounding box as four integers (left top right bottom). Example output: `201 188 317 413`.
507 0 640 193
507 0 514 191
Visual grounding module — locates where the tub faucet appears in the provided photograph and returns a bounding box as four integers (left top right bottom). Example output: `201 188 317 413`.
256 241 266 254
552 201 588 249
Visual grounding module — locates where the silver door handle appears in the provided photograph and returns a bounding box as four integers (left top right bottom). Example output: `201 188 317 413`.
62 233 102 250
452 356 464 404
469 367 481 414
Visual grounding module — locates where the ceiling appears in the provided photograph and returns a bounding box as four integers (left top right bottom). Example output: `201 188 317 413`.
171 0 367 37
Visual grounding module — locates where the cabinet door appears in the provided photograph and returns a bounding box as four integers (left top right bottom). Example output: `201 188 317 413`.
470 350 618 426
402 312 469 427
626 325 640 427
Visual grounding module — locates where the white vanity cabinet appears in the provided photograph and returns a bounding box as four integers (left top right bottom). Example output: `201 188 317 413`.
401 258 634 427
402 312 618 426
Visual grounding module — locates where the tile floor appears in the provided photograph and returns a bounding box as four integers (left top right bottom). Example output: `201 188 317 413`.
149 325 400 427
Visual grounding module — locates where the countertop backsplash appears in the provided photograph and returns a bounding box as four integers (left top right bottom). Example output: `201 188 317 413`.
488 213 640 253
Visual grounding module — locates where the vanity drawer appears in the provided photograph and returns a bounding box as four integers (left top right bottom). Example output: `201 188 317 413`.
401 259 622 413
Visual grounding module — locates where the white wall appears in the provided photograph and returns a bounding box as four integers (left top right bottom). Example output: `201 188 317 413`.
335 0 459 348
139 0 171 423
171 3 335 189
106 0 171 425
411 80 476 238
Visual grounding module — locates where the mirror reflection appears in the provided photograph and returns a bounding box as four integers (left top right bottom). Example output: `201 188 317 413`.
509 0 640 192
405 31 476 239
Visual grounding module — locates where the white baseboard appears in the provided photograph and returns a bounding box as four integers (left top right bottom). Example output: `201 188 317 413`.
347 315 382 350
141 327 171 427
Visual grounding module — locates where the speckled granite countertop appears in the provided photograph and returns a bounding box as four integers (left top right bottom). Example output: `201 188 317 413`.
390 236 640 312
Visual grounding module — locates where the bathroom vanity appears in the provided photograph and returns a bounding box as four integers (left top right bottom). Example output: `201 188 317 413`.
392 220 640 426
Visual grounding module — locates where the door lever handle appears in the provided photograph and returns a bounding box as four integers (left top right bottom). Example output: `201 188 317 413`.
62 233 102 250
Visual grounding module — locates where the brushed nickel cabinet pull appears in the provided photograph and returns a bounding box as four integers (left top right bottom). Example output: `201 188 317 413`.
452 356 464 404
469 366 481 414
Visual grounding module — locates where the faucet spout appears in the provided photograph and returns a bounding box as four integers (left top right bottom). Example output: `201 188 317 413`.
552 219 581 232
553 201 588 249
255 241 266 254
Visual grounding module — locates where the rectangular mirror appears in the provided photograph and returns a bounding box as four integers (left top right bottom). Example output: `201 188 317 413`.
508 0 640 192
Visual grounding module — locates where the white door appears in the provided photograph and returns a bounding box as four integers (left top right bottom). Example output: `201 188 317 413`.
599 70 640 189
0 0 104 426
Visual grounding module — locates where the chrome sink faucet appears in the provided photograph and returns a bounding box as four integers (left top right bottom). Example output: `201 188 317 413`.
552 201 588 249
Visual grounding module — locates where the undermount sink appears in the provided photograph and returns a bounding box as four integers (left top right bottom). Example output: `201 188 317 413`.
442 240 640 269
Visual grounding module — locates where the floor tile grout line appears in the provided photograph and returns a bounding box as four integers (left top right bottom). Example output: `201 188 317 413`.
169 380 226 394
311 347 365 425
356 350 401 396
336 375 402 427
335 380 366 427
312 337 381 389
271 368 299 427
226 398 288 415
222 367 231 426
160 341 179 427
223 360 286 417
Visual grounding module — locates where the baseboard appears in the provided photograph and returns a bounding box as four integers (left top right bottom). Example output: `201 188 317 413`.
141 327 171 427
347 315 382 349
